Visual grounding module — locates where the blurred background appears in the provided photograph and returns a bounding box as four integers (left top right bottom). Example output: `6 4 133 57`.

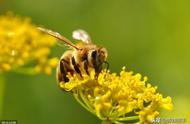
0 0 190 123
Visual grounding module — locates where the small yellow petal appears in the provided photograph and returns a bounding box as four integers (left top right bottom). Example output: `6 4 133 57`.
62 66 173 123
0 12 57 74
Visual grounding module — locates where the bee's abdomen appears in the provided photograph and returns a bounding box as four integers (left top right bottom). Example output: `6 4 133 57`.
59 60 69 82
57 51 73 84
71 56 82 77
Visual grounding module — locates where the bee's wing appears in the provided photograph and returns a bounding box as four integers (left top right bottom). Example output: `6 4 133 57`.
72 29 92 44
38 27 80 50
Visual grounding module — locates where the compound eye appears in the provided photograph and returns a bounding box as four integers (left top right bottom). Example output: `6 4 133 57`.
91 50 97 59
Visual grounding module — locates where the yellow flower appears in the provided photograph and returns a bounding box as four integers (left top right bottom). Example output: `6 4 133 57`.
0 12 58 74
59 67 173 124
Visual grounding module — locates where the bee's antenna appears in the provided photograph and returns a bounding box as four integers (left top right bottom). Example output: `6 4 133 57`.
38 27 81 50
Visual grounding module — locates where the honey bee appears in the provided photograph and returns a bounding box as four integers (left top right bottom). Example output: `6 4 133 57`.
38 27 109 88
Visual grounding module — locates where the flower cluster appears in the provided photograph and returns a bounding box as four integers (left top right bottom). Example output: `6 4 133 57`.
0 12 58 74
59 67 173 124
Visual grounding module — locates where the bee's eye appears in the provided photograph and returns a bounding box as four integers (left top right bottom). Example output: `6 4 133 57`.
91 50 97 59
101 51 104 55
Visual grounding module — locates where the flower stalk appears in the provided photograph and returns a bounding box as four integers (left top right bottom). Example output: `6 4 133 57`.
101 120 112 124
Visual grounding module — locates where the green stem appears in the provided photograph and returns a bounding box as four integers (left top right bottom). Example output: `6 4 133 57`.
114 121 125 124
73 93 95 116
101 116 139 124
0 73 5 118
117 115 139 121
101 120 112 124
79 90 94 111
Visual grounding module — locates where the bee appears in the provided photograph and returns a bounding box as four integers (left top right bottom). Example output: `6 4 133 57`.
38 27 109 89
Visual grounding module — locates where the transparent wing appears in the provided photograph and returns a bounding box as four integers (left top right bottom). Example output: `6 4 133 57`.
72 29 92 44
38 27 80 50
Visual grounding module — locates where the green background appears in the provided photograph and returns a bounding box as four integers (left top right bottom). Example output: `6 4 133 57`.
1 0 190 123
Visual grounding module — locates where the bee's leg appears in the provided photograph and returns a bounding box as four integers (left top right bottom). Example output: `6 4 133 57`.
84 59 89 75
103 61 109 78
71 56 83 78
59 59 69 83
95 62 109 78
95 64 103 78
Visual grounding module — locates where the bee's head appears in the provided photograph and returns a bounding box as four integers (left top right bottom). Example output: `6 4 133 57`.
88 46 108 67
98 47 108 62
88 46 108 73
